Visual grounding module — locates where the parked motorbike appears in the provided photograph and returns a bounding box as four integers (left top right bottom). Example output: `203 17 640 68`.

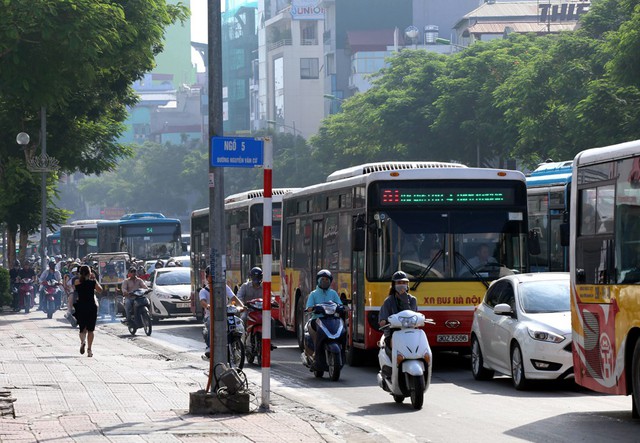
127 288 152 336
41 279 62 319
244 297 278 366
377 310 434 410
301 301 346 381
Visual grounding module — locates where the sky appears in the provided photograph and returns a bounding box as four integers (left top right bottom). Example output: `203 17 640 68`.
190 0 209 44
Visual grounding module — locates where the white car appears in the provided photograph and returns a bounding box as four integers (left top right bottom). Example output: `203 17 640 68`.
470 272 573 390
148 267 192 321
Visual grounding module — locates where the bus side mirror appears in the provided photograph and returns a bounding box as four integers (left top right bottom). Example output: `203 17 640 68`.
528 229 541 256
353 216 365 252
560 222 570 247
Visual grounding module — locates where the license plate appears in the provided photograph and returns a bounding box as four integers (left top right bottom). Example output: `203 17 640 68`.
177 303 190 308
437 334 469 343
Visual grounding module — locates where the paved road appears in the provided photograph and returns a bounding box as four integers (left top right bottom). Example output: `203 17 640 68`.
141 318 638 442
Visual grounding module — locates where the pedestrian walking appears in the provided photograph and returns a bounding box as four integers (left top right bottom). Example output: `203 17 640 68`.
74 265 103 357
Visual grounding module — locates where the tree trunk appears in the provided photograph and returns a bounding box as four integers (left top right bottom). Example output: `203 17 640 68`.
19 230 29 263
7 227 16 267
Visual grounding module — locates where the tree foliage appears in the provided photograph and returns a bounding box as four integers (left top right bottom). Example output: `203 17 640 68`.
312 1 640 171
0 0 188 263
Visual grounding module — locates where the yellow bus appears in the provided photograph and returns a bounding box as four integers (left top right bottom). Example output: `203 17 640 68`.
569 139 640 416
190 188 299 321
279 162 531 365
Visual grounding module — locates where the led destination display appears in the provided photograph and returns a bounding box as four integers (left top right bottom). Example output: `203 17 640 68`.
379 187 515 206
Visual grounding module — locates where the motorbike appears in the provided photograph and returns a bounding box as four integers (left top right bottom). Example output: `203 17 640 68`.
301 301 346 381
244 297 278 366
41 279 62 319
127 288 152 336
226 304 245 369
377 310 434 410
13 279 35 313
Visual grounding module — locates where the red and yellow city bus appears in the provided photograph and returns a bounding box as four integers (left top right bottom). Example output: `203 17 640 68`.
279 162 531 365
190 189 299 321
569 139 640 416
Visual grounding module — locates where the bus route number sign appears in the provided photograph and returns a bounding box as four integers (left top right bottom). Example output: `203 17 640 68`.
210 136 264 168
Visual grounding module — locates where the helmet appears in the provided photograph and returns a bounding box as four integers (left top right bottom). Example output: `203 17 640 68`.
48 260 56 268
392 271 409 282
155 260 164 268
13 259 20 267
250 267 263 283
166 261 176 267
205 266 211 277
316 269 333 290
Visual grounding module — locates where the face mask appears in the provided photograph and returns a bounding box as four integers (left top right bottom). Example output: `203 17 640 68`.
395 284 408 293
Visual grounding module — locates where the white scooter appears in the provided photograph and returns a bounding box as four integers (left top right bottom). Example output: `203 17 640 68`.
377 310 434 410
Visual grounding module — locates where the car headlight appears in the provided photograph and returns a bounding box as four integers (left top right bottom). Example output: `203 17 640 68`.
155 291 172 300
527 328 565 343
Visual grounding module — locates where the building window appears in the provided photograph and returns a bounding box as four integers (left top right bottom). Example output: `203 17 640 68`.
300 21 318 45
300 58 319 79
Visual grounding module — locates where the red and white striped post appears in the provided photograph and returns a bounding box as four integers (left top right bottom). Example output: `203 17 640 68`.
261 137 273 409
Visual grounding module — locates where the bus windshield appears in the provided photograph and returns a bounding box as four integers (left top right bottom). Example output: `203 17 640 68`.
121 224 181 260
369 209 527 281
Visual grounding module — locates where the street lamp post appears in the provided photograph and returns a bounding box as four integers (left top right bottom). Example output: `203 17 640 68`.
18 108 59 270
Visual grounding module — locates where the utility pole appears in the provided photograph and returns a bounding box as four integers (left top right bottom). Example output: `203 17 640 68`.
208 0 226 372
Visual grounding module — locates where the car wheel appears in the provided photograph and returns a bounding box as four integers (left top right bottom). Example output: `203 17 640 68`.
511 343 529 390
471 335 494 380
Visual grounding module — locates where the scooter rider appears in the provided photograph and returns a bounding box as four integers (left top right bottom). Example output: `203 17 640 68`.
39 260 63 309
199 266 243 359
305 269 342 354
121 267 148 325
238 266 278 350
237 267 264 303
378 271 418 352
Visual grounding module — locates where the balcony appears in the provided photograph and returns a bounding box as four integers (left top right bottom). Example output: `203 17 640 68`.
268 38 292 51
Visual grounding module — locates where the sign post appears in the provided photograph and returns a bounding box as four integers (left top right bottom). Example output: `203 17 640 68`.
211 136 272 410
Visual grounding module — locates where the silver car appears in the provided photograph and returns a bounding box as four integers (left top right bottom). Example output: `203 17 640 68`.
470 272 573 390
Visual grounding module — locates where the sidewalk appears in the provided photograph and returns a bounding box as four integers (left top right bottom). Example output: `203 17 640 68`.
0 309 383 442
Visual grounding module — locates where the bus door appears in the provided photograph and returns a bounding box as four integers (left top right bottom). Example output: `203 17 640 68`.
312 220 323 274
240 228 253 284
351 215 365 343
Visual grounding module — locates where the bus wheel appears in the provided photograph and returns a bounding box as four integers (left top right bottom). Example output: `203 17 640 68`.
296 298 305 350
632 340 640 418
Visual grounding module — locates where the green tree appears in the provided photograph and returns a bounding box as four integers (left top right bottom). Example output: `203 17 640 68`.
433 34 549 166
311 50 448 173
0 0 188 264
77 139 207 216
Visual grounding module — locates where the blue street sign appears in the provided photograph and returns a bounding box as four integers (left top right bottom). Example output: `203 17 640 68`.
210 136 264 168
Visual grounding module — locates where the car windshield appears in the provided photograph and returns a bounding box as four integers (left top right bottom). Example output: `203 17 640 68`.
519 280 570 313
156 269 190 286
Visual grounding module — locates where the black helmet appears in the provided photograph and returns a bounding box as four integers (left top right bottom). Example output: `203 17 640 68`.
392 271 409 282
155 260 164 268
13 259 20 267
250 267 263 282
316 269 332 290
